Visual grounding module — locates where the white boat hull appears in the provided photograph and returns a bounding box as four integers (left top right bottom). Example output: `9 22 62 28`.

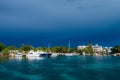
26 54 40 57
16 53 23 57
51 53 58 57
65 53 74 56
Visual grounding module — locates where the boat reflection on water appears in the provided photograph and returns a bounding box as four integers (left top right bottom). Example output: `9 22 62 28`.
9 57 23 61
9 56 44 61
27 57 44 61
15 57 23 61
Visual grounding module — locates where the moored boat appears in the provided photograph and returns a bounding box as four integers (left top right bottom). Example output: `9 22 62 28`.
16 52 23 57
65 53 78 56
65 53 74 56
39 52 52 57
26 50 40 57
51 53 58 57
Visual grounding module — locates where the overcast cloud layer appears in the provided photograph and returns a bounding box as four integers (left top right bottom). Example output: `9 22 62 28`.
0 0 120 47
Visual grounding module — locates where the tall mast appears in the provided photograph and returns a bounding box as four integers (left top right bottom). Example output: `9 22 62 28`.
68 40 70 53
48 42 51 52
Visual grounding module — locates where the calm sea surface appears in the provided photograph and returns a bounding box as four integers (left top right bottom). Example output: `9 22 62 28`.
0 56 120 80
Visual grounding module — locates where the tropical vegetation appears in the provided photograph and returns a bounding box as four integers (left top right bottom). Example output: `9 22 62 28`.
0 43 6 52
111 45 120 53
0 42 119 56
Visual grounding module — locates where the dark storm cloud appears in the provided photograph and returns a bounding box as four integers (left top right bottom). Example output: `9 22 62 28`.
0 0 120 46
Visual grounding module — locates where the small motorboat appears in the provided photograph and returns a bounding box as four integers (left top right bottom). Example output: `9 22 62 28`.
51 53 58 57
26 50 40 57
16 52 23 57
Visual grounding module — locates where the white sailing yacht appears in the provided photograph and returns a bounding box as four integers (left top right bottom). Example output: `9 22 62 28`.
65 40 75 56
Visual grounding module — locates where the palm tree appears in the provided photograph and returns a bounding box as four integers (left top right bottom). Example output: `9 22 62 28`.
38 46 48 52
1 48 10 56
21 44 33 54
111 45 120 53
87 43 94 55
50 46 67 53
0 42 6 52
8 45 16 54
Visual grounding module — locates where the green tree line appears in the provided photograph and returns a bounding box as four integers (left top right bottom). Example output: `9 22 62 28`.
0 42 119 55
111 45 120 53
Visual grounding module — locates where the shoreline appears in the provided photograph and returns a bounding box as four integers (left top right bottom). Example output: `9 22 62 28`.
0 53 119 57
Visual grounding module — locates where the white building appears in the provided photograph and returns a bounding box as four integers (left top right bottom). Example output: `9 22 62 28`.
92 44 103 54
77 45 86 50
104 47 112 53
77 44 106 54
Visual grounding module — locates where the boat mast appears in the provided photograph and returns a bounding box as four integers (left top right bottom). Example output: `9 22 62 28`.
48 42 51 52
68 40 70 53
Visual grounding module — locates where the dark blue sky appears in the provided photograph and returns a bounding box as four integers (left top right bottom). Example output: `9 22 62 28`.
0 0 120 47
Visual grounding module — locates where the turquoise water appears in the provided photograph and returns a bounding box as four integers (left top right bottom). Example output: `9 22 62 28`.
0 56 120 80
